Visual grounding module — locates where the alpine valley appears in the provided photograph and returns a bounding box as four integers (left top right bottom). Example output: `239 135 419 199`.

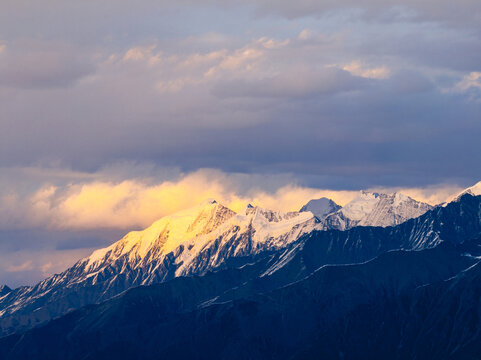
1 183 481 359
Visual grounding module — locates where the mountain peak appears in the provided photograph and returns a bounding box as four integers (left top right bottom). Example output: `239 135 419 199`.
85 200 236 269
360 190 380 197
460 181 481 197
447 181 481 204
200 198 217 206
244 203 256 215
299 197 341 219
341 191 384 221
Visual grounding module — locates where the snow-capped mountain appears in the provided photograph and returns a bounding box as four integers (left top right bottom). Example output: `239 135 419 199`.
82 199 318 280
0 199 319 335
462 181 481 196
323 191 433 230
441 181 481 206
0 189 477 337
226 192 481 288
299 197 341 218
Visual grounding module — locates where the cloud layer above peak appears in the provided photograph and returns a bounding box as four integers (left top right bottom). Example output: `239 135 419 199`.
1 19 480 188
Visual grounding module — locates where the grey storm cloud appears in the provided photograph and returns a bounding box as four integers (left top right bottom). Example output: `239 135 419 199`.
0 0 480 190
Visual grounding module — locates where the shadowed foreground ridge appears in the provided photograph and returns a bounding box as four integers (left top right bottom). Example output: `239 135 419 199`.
0 240 479 359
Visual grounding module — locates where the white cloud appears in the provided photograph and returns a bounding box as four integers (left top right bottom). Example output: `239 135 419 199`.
341 60 391 79
454 72 481 91
6 260 34 272
298 29 313 40
441 71 481 101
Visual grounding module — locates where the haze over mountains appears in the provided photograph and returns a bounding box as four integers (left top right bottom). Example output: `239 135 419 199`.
0 182 480 358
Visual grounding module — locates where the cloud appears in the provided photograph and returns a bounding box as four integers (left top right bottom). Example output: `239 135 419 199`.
1 169 317 230
386 70 434 94
0 166 467 232
455 72 481 91
0 245 94 286
448 72 481 100
6 260 34 272
0 40 96 89
341 61 390 79
2 1 480 30
251 0 481 25
0 1 480 209
212 67 366 98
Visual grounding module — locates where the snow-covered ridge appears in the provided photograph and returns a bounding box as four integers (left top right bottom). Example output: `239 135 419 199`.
442 181 481 206
341 191 382 221
317 191 433 230
0 199 320 334
83 199 318 275
455 181 481 199
85 199 236 270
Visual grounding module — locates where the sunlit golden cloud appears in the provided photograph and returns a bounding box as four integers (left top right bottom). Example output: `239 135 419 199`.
0 167 466 231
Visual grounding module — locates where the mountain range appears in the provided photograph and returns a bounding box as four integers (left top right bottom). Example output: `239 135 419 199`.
0 183 480 359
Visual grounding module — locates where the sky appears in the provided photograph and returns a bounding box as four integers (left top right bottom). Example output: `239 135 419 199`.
0 0 480 286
